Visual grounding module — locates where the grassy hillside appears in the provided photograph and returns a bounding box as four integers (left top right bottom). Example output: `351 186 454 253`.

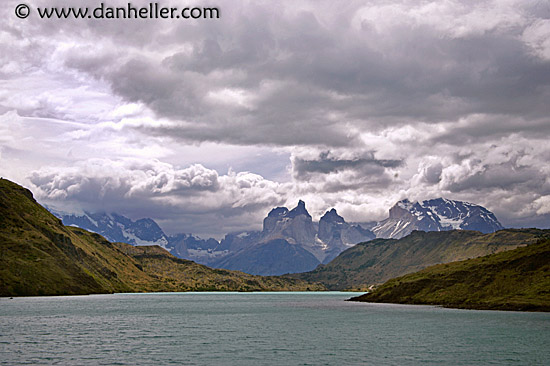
113 242 322 291
0 178 323 296
289 229 550 290
350 239 550 311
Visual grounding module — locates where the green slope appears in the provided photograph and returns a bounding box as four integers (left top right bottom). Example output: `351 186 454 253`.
0 178 324 296
289 229 550 290
350 239 550 311
113 242 324 291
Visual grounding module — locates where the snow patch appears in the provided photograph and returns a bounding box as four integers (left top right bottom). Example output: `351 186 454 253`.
124 231 169 249
187 249 229 259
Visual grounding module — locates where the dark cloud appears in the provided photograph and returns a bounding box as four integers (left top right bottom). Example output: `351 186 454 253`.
2 0 550 234
292 151 402 179
442 163 546 193
18 0 546 148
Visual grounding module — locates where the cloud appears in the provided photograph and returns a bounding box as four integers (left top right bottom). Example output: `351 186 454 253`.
30 159 225 204
292 150 402 179
1 0 550 235
523 19 550 61
4 1 550 141
28 158 291 236
96 1 550 148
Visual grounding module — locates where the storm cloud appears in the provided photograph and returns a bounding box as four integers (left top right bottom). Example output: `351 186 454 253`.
1 0 549 235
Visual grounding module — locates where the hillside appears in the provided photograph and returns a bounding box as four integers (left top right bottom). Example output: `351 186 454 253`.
212 238 321 276
350 239 550 311
0 178 323 296
289 229 550 290
52 200 375 275
113 241 320 291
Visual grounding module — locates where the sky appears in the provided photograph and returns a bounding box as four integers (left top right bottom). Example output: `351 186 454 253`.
1 0 549 238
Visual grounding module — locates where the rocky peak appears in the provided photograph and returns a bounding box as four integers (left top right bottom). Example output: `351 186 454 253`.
263 206 290 232
317 208 376 263
287 200 311 218
263 200 312 232
318 209 345 243
261 200 316 246
267 206 289 218
320 208 345 224
389 199 420 219
373 198 504 239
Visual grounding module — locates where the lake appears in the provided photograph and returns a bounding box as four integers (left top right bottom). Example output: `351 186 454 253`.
1 292 549 365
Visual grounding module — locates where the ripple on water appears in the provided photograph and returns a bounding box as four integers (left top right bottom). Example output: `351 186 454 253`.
1 292 549 366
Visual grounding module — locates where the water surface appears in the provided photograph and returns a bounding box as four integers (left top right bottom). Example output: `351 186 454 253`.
1 292 549 365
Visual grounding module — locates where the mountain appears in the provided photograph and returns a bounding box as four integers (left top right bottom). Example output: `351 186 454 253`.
51 210 230 264
51 200 374 276
0 178 324 296
53 210 170 248
209 201 375 275
213 239 321 276
372 198 504 239
350 238 550 311
318 208 376 263
289 228 550 290
167 233 223 263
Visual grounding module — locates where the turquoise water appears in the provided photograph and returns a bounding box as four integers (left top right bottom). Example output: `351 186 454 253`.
1 292 549 365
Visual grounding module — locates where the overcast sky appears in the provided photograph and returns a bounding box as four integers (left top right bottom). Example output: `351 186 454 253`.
1 0 549 237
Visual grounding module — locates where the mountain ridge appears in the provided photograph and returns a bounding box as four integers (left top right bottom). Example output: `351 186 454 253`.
289 228 550 290
48 197 504 276
349 238 550 311
50 201 376 275
0 178 324 296
208 201 375 275
373 198 503 239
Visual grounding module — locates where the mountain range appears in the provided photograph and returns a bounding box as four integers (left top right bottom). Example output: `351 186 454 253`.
51 200 376 275
372 198 504 239
0 178 323 296
49 198 504 276
3 177 548 311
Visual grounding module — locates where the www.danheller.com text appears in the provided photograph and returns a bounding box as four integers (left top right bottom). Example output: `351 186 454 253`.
16 2 220 20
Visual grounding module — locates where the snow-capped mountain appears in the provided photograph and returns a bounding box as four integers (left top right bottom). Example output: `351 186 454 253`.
51 210 170 249
50 210 228 260
168 233 226 264
372 198 504 239
48 201 375 275
48 198 503 274
210 201 375 275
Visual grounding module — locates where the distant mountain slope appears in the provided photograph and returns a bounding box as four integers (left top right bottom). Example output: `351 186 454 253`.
373 198 503 239
51 210 170 248
50 201 374 275
51 210 230 265
289 229 549 290
0 178 324 296
210 201 375 275
113 242 322 292
350 238 550 311
213 239 321 276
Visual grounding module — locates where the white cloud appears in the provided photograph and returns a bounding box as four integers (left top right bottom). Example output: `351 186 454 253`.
534 196 550 215
1 0 549 235
523 19 550 61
